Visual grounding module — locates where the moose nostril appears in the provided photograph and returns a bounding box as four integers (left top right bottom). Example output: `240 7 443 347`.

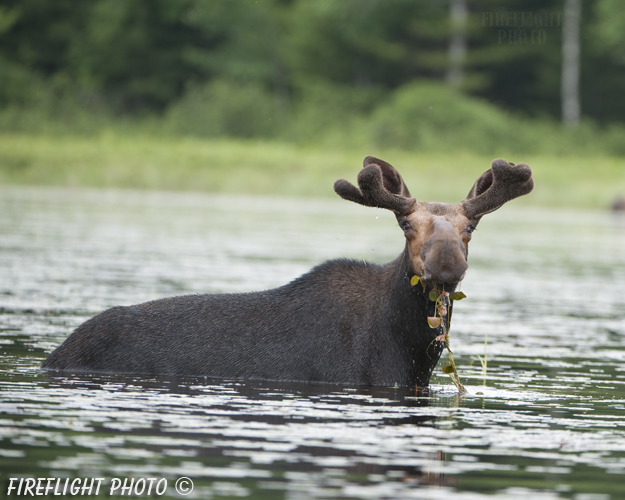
440 272 452 283
423 256 468 284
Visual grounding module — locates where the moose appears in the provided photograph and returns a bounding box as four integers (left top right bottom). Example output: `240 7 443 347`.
43 157 533 388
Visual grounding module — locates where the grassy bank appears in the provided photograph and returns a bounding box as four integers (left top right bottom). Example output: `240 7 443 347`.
1 133 624 209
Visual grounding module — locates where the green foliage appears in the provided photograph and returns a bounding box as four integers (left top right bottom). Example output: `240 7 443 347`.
69 0 203 111
0 0 624 161
285 0 447 88
184 0 288 85
592 0 625 64
164 79 281 139
426 286 467 394
285 80 382 145
368 82 513 153
0 57 39 108
411 275 427 292
442 365 455 375
429 288 441 302
450 291 466 301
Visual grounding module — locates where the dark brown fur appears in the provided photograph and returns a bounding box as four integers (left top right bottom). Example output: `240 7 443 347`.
43 157 533 387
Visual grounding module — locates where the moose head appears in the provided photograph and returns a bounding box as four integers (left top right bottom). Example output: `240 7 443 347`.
334 156 534 286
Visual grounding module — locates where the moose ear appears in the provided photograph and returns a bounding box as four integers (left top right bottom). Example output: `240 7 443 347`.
462 159 533 219
363 156 412 198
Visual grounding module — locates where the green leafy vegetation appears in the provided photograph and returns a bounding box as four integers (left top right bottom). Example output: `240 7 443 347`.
413 276 468 394
2 0 625 129
0 0 623 207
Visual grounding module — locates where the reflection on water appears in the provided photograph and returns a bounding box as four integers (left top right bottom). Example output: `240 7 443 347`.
1 186 624 499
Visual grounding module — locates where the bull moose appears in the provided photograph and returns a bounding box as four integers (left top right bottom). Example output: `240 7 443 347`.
43 156 533 388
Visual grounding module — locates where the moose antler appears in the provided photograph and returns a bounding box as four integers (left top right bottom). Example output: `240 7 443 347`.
334 156 416 215
462 159 534 219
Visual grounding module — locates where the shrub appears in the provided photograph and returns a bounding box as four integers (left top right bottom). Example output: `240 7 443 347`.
164 80 281 139
284 80 382 145
367 82 516 154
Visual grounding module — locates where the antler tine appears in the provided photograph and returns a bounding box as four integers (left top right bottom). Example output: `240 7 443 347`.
462 159 534 219
334 158 416 215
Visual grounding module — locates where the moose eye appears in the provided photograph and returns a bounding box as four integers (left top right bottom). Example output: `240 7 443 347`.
400 219 412 232
466 225 476 235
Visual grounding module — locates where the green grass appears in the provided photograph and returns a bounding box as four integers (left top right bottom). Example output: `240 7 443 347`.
1 133 624 208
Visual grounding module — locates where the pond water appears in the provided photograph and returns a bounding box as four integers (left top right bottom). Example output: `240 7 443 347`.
1 186 624 500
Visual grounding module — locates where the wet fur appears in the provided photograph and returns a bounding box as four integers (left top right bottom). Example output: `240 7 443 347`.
43 156 532 388
43 256 445 387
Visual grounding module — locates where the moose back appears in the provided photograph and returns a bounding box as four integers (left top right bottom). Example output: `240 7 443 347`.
42 157 533 388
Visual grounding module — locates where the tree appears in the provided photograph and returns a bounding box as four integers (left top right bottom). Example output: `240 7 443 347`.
446 0 468 87
562 0 582 125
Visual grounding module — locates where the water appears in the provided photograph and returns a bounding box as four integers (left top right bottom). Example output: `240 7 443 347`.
1 186 624 499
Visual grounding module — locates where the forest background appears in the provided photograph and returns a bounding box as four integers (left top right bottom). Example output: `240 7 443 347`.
1 0 624 208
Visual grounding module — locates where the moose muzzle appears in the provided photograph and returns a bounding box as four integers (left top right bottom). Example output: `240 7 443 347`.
420 219 468 285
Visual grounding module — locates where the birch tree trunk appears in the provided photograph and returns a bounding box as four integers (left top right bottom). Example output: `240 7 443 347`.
447 0 468 87
562 0 582 126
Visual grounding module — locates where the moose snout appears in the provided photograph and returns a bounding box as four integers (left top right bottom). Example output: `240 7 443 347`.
420 220 468 284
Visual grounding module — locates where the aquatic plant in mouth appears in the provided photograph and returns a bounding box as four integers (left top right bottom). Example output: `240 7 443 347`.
411 275 468 394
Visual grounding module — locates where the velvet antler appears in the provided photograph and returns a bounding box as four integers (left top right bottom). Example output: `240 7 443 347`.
334 156 416 215
462 159 534 219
